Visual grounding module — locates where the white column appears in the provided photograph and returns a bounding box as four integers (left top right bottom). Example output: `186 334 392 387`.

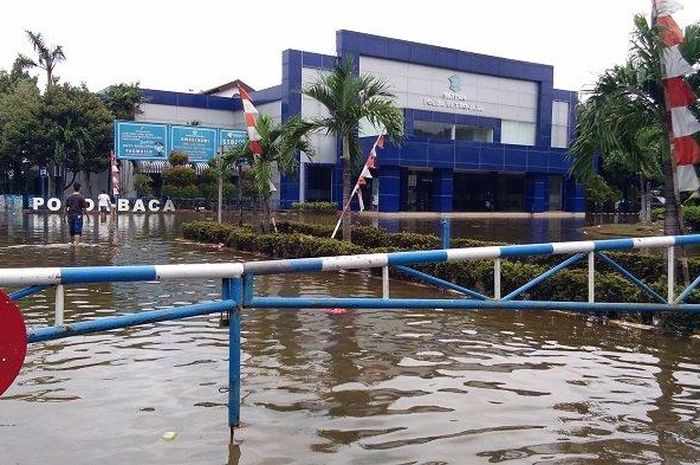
55 284 65 326
382 266 389 299
588 252 595 303
668 246 675 303
494 258 501 300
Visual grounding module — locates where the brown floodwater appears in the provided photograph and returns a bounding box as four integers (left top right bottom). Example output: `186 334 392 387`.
1 212 699 465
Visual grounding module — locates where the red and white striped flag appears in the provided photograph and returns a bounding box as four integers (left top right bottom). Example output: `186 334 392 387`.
110 149 120 197
356 135 384 212
238 86 263 158
654 0 700 191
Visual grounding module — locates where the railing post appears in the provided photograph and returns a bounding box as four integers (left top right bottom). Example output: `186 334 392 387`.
668 246 675 304
55 284 64 326
440 218 450 249
494 258 501 300
382 266 389 299
223 277 243 441
588 252 595 303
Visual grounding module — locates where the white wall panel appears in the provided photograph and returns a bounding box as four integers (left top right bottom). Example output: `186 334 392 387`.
359 56 539 123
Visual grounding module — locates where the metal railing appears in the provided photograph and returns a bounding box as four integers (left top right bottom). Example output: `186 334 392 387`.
4 234 700 441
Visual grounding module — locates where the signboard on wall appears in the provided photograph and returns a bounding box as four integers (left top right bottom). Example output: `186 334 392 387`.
218 129 247 149
170 126 218 162
115 122 247 161
115 122 168 160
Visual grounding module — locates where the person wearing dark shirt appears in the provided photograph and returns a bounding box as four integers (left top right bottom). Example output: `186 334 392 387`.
65 183 87 245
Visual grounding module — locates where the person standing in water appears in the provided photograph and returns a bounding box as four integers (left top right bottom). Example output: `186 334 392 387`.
97 190 111 215
65 183 87 245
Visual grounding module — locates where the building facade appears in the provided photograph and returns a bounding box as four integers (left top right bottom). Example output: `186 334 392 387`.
138 31 583 213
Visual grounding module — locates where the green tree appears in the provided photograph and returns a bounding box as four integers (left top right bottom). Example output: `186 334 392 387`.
569 16 700 236
0 78 43 192
40 83 113 194
223 115 313 231
16 30 66 89
100 82 144 120
304 58 404 242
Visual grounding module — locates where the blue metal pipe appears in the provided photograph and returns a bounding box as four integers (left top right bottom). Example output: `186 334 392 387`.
27 300 235 343
441 219 450 249
9 285 46 301
501 253 585 301
675 273 700 304
248 296 700 313
229 278 243 431
595 253 667 304
393 265 489 300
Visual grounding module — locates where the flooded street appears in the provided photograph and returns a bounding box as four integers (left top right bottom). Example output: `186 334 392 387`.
1 213 700 464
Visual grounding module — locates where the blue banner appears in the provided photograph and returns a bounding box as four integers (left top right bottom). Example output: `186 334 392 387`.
170 126 218 163
218 129 247 150
115 122 168 160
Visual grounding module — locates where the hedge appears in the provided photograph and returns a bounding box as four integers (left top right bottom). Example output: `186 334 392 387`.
184 220 700 331
290 201 338 214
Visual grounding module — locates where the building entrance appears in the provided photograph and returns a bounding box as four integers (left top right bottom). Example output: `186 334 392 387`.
401 169 433 212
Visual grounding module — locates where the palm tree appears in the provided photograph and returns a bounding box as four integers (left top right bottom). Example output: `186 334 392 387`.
223 115 313 230
304 58 404 242
16 31 66 89
210 145 251 225
569 16 700 236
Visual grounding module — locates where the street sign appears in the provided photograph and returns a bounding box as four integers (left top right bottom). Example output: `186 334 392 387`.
0 290 27 396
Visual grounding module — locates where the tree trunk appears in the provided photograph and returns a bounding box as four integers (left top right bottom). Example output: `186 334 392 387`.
237 165 243 227
341 137 352 243
217 173 223 224
639 176 646 224
662 153 690 285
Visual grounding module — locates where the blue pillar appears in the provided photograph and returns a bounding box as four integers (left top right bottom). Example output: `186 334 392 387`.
332 163 344 209
223 277 243 436
379 165 401 212
563 177 586 213
431 168 453 212
279 173 299 209
524 173 549 213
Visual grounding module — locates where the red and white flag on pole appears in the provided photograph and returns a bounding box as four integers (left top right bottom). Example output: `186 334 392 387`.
653 0 700 191
110 149 120 197
238 86 263 159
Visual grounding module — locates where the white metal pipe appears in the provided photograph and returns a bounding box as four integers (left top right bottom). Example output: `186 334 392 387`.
494 258 501 300
55 284 64 326
382 266 389 299
588 252 595 303
668 246 675 304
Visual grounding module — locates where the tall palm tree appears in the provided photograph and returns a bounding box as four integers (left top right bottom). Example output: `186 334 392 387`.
16 30 66 90
569 15 700 236
304 58 404 242
223 115 313 230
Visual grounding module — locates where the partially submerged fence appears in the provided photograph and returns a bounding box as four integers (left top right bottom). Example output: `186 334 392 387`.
3 234 700 440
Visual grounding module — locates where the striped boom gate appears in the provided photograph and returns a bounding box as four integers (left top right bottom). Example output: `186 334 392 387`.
3 234 700 440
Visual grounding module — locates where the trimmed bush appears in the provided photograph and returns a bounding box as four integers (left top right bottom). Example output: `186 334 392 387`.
291 201 338 214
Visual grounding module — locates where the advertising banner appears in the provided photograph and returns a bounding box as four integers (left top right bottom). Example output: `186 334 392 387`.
115 122 168 160
170 126 218 163
218 129 247 150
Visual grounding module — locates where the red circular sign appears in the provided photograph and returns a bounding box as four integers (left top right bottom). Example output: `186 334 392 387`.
0 289 27 396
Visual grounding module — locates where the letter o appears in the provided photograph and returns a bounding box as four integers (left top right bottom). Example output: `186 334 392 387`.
47 198 61 212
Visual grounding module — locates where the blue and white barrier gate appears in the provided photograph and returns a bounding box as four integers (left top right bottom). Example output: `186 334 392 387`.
2 234 700 442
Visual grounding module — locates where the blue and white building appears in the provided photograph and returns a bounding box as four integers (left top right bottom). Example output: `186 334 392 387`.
137 31 582 213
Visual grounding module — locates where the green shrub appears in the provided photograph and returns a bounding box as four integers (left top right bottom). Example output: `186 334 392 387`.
683 205 700 230
162 166 197 186
291 201 338 214
169 151 189 166
651 207 664 222
133 173 153 197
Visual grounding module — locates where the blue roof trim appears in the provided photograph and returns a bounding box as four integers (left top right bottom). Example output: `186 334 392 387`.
251 85 283 105
299 50 337 71
553 89 578 101
337 30 553 82
141 89 242 111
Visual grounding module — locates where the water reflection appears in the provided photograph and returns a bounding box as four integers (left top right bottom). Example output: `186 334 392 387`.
0 212 698 464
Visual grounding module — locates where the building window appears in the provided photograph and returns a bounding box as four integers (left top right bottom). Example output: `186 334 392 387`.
551 101 570 149
455 125 493 143
414 121 453 139
305 165 333 202
414 121 493 142
501 120 536 146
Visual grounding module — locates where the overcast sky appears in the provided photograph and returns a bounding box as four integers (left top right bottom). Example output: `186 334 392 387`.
1 0 699 95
